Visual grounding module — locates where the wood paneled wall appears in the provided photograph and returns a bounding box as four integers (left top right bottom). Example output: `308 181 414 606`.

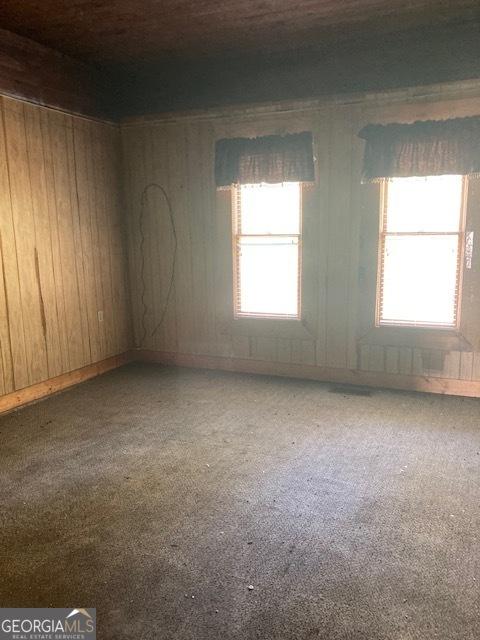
0 95 131 398
122 81 480 396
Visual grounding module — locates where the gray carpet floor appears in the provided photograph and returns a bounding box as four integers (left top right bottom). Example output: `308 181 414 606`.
1 363 479 639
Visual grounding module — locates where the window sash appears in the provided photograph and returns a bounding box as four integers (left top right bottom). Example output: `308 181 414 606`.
232 184 302 319
376 177 467 329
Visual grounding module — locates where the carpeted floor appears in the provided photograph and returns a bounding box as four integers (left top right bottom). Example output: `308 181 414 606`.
1 363 479 639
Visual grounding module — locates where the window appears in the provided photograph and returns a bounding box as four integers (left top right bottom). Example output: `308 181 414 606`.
233 182 301 318
377 175 467 328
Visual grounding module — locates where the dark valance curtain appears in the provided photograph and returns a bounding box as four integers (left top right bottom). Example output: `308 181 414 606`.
358 116 480 182
215 131 315 188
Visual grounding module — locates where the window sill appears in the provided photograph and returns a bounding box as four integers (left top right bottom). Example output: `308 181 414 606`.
359 325 473 351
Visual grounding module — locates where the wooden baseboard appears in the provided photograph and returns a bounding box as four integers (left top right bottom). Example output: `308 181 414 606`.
0 352 132 415
3 348 477 415
134 349 480 398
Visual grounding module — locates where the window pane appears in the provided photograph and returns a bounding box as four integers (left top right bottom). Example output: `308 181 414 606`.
380 234 459 326
237 236 299 316
239 182 300 234
386 175 463 232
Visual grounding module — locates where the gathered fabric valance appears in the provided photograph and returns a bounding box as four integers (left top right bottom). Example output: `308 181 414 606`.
215 131 315 188
358 116 480 182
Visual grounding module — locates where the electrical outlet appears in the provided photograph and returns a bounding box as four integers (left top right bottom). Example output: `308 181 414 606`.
97 310 104 322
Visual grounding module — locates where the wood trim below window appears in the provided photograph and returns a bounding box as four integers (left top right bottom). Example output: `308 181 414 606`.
359 326 472 351
228 316 315 339
135 349 480 399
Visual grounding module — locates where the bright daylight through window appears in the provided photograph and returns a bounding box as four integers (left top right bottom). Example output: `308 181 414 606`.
233 182 301 318
378 175 466 328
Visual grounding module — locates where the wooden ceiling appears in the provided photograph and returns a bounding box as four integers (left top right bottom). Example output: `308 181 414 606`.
0 0 479 65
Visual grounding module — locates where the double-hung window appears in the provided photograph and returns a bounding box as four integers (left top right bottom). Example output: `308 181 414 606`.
377 175 467 328
233 182 301 318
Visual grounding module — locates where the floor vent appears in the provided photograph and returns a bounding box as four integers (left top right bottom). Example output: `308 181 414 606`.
329 384 372 397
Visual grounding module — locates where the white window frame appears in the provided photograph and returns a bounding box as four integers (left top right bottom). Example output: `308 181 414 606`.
375 176 468 330
232 183 303 320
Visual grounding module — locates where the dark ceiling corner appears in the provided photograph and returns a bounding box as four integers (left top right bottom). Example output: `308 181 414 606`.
0 27 113 119
105 21 480 118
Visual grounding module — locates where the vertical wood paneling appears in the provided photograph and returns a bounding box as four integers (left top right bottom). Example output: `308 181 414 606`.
385 347 399 374
0 101 26 391
231 335 250 359
0 230 14 393
459 351 474 380
0 95 130 395
90 119 111 358
214 187 236 357
472 352 480 380
122 125 145 348
170 125 196 353
253 337 278 362
412 349 424 375
3 99 49 385
23 103 64 379
65 115 92 364
346 106 365 370
149 126 174 351
71 117 101 363
48 109 86 371
186 123 210 353
443 351 461 379
324 109 353 369
199 122 219 356
398 348 413 375
277 338 292 364
107 126 131 355
367 345 385 372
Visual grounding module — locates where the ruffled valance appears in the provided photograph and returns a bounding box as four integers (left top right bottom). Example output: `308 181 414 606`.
358 116 480 182
215 131 315 188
